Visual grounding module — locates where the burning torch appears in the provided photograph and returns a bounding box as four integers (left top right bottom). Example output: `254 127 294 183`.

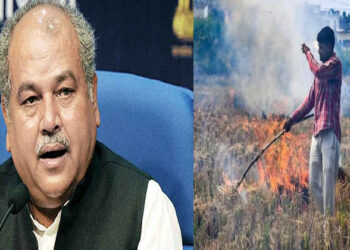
235 113 314 190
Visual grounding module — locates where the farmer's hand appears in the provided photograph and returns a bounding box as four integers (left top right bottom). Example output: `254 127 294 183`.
302 43 310 54
283 118 294 132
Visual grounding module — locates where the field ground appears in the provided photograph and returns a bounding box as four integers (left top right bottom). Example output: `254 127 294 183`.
194 83 350 249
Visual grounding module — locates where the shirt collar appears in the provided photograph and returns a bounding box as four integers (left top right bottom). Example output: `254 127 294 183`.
30 209 62 234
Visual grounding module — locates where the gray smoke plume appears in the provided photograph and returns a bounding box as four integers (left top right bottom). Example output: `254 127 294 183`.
221 0 331 115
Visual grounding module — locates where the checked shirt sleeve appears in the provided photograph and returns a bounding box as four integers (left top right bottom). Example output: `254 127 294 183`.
306 51 341 80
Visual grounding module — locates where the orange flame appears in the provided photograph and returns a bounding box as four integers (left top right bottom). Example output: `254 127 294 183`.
221 115 310 195
256 116 309 194
257 161 265 185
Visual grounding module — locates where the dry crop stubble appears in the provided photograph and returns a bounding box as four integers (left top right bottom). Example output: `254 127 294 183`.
194 83 350 249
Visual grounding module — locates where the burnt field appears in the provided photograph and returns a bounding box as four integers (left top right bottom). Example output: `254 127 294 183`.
194 83 350 249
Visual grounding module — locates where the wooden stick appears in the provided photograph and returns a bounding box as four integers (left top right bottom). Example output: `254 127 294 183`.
235 113 314 189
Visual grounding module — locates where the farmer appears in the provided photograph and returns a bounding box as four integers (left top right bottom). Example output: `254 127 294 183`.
283 26 342 216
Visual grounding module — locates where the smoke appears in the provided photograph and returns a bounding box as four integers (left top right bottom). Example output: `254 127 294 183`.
221 0 328 115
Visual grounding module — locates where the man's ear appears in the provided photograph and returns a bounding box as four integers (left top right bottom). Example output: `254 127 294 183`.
1 96 11 152
92 74 100 127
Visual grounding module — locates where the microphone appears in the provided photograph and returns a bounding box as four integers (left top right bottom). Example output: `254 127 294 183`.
0 183 29 232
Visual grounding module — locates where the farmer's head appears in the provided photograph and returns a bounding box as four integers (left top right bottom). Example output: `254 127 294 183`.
317 26 335 62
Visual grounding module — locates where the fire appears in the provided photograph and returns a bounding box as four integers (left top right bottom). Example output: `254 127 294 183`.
255 116 310 194
195 84 312 195
257 161 265 185
218 113 311 195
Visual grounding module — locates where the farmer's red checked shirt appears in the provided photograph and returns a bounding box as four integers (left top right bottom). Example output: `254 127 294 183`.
291 51 342 142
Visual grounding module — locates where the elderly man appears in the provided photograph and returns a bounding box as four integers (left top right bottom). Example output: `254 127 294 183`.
0 1 181 249
284 26 342 216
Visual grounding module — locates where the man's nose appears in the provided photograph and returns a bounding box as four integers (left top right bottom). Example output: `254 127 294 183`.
39 96 62 135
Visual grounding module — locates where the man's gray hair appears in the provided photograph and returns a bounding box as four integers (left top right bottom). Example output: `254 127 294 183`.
0 0 96 114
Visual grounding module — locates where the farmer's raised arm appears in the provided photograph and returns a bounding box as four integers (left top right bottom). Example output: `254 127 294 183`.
305 51 341 80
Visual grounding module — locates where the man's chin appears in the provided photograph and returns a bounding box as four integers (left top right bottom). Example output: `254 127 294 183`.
34 182 74 208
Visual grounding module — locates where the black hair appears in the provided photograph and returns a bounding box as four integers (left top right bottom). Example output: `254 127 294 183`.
317 26 335 49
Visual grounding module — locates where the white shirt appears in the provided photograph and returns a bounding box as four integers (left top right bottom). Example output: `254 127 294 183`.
30 180 182 250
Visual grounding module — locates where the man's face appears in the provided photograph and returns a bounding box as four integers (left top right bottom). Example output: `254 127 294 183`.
318 42 333 62
1 6 100 208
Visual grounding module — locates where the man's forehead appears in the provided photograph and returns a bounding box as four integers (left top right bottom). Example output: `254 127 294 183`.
10 4 77 49
5 4 83 96
7 4 80 73
18 5 70 31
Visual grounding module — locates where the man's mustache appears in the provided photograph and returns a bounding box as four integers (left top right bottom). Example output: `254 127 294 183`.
35 133 70 157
